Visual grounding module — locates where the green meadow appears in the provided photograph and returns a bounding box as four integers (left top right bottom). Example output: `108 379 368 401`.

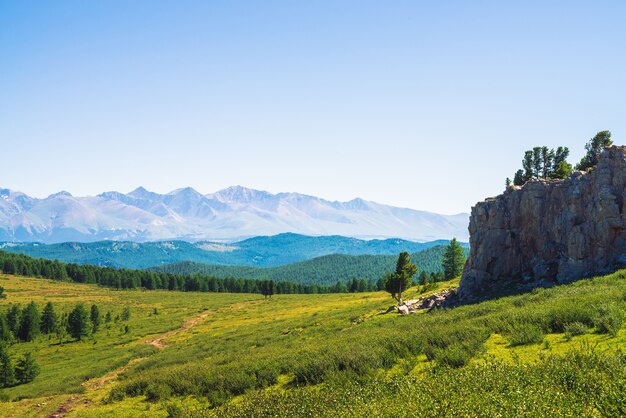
1 270 625 417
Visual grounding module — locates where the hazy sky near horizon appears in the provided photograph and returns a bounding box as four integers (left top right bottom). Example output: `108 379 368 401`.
1 1 625 214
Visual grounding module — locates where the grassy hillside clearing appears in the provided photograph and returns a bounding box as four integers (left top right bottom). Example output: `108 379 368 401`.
0 269 625 417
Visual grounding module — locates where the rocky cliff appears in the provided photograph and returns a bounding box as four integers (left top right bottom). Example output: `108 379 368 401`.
459 146 626 298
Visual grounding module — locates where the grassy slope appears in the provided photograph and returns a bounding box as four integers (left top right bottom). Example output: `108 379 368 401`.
0 270 625 417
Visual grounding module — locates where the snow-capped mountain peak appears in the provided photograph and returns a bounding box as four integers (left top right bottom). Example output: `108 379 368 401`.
0 186 469 243
211 185 275 203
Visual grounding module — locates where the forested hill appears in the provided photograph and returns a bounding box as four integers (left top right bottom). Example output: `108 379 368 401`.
149 245 466 286
0 234 460 269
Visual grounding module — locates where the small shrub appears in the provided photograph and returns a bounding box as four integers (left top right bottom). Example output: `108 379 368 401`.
593 304 623 337
431 343 474 368
564 322 588 341
508 323 544 346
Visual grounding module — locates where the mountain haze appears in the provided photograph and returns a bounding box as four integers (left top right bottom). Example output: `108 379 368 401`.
0 186 469 243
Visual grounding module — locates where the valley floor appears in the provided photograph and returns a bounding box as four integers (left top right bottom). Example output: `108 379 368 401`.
1 272 625 417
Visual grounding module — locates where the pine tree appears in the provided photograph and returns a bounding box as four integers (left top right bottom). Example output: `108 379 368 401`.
384 252 418 304
550 160 572 180
513 169 525 186
522 151 533 181
541 146 554 178
105 311 112 323
18 302 40 342
576 130 613 171
442 238 466 280
40 302 58 334
67 304 91 340
0 344 15 388
90 305 101 333
532 147 542 179
554 146 570 168
0 285 5 299
15 352 40 384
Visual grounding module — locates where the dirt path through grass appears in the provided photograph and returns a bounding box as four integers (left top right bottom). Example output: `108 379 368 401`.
47 310 215 418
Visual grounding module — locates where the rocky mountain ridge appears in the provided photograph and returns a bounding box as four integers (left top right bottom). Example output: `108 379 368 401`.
459 146 626 298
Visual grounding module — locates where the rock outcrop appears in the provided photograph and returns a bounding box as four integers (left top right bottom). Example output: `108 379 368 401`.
386 288 457 314
459 146 626 299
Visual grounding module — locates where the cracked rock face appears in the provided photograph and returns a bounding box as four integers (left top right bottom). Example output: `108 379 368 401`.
458 146 626 299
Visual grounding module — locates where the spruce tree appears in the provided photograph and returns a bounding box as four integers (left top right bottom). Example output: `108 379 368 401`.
90 305 101 333
15 352 40 384
0 314 11 342
18 302 40 342
40 302 58 334
442 238 466 280
67 304 91 340
6 304 21 338
0 285 5 299
0 344 15 388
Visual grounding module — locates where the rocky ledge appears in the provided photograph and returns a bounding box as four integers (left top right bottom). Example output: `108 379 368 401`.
459 146 626 299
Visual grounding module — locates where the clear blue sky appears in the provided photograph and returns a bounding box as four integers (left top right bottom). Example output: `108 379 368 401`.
1 1 624 214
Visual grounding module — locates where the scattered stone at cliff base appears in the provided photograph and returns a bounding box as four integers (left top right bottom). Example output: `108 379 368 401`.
459 146 626 300
386 288 457 314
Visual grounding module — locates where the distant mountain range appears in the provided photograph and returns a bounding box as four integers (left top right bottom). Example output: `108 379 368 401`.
0 233 464 269
0 186 468 243
148 245 466 286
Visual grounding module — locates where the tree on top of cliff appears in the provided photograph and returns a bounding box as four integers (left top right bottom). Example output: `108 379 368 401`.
383 252 417 304
512 146 571 186
442 238 466 280
576 130 613 171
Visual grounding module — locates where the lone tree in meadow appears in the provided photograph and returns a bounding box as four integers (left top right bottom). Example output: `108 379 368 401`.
442 238 466 280
67 304 91 340
0 285 5 299
384 252 418 304
576 130 613 171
